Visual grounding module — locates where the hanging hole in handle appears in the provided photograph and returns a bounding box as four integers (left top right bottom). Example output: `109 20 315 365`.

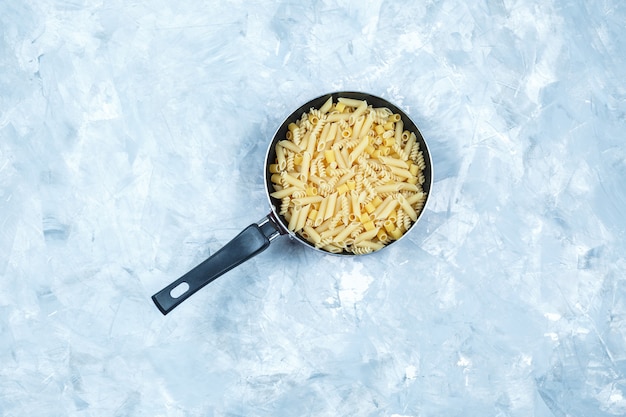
170 282 190 299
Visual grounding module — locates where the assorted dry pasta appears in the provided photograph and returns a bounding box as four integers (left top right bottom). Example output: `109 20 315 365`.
268 96 428 255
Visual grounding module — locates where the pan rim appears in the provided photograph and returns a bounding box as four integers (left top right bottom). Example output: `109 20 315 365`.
263 91 434 256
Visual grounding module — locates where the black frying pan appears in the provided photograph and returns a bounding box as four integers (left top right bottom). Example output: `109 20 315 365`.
152 91 433 315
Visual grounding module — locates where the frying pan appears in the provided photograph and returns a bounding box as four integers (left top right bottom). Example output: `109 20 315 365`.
152 91 433 315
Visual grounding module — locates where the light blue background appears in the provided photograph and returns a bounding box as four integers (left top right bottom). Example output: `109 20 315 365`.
1 0 625 415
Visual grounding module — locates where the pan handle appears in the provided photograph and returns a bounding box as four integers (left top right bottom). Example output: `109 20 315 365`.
152 215 283 315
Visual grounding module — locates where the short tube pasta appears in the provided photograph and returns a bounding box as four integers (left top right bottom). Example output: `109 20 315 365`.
333 222 361 244
278 140 302 153
396 194 418 221
270 186 300 199
293 204 311 232
378 155 409 169
324 192 338 221
348 136 370 165
353 227 380 244
319 96 333 114
293 195 324 206
281 171 307 189
375 198 399 220
269 96 428 254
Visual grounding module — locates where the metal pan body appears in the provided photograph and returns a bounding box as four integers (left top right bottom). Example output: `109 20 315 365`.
263 91 433 255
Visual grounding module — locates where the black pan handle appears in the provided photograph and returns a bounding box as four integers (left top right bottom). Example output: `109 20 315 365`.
152 215 283 315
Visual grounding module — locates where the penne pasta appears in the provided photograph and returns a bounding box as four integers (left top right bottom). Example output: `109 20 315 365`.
270 186 300 199
333 222 361 244
278 139 302 153
355 240 385 251
293 204 311 232
326 112 351 122
396 194 418 221
333 145 348 169
338 97 366 108
374 183 401 194
293 195 324 206
303 224 322 244
348 135 370 165
359 114 374 139
378 155 409 169
319 96 333 114
402 132 417 161
351 116 366 141
287 205 300 231
374 197 399 221
394 119 404 146
389 165 414 180
353 227 380 244
350 190 361 220
406 192 425 206
348 101 368 125
276 146 287 170
281 171 307 189
299 151 312 183
324 192 338 221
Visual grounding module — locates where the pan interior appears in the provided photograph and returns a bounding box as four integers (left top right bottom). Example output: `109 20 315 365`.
263 91 433 255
